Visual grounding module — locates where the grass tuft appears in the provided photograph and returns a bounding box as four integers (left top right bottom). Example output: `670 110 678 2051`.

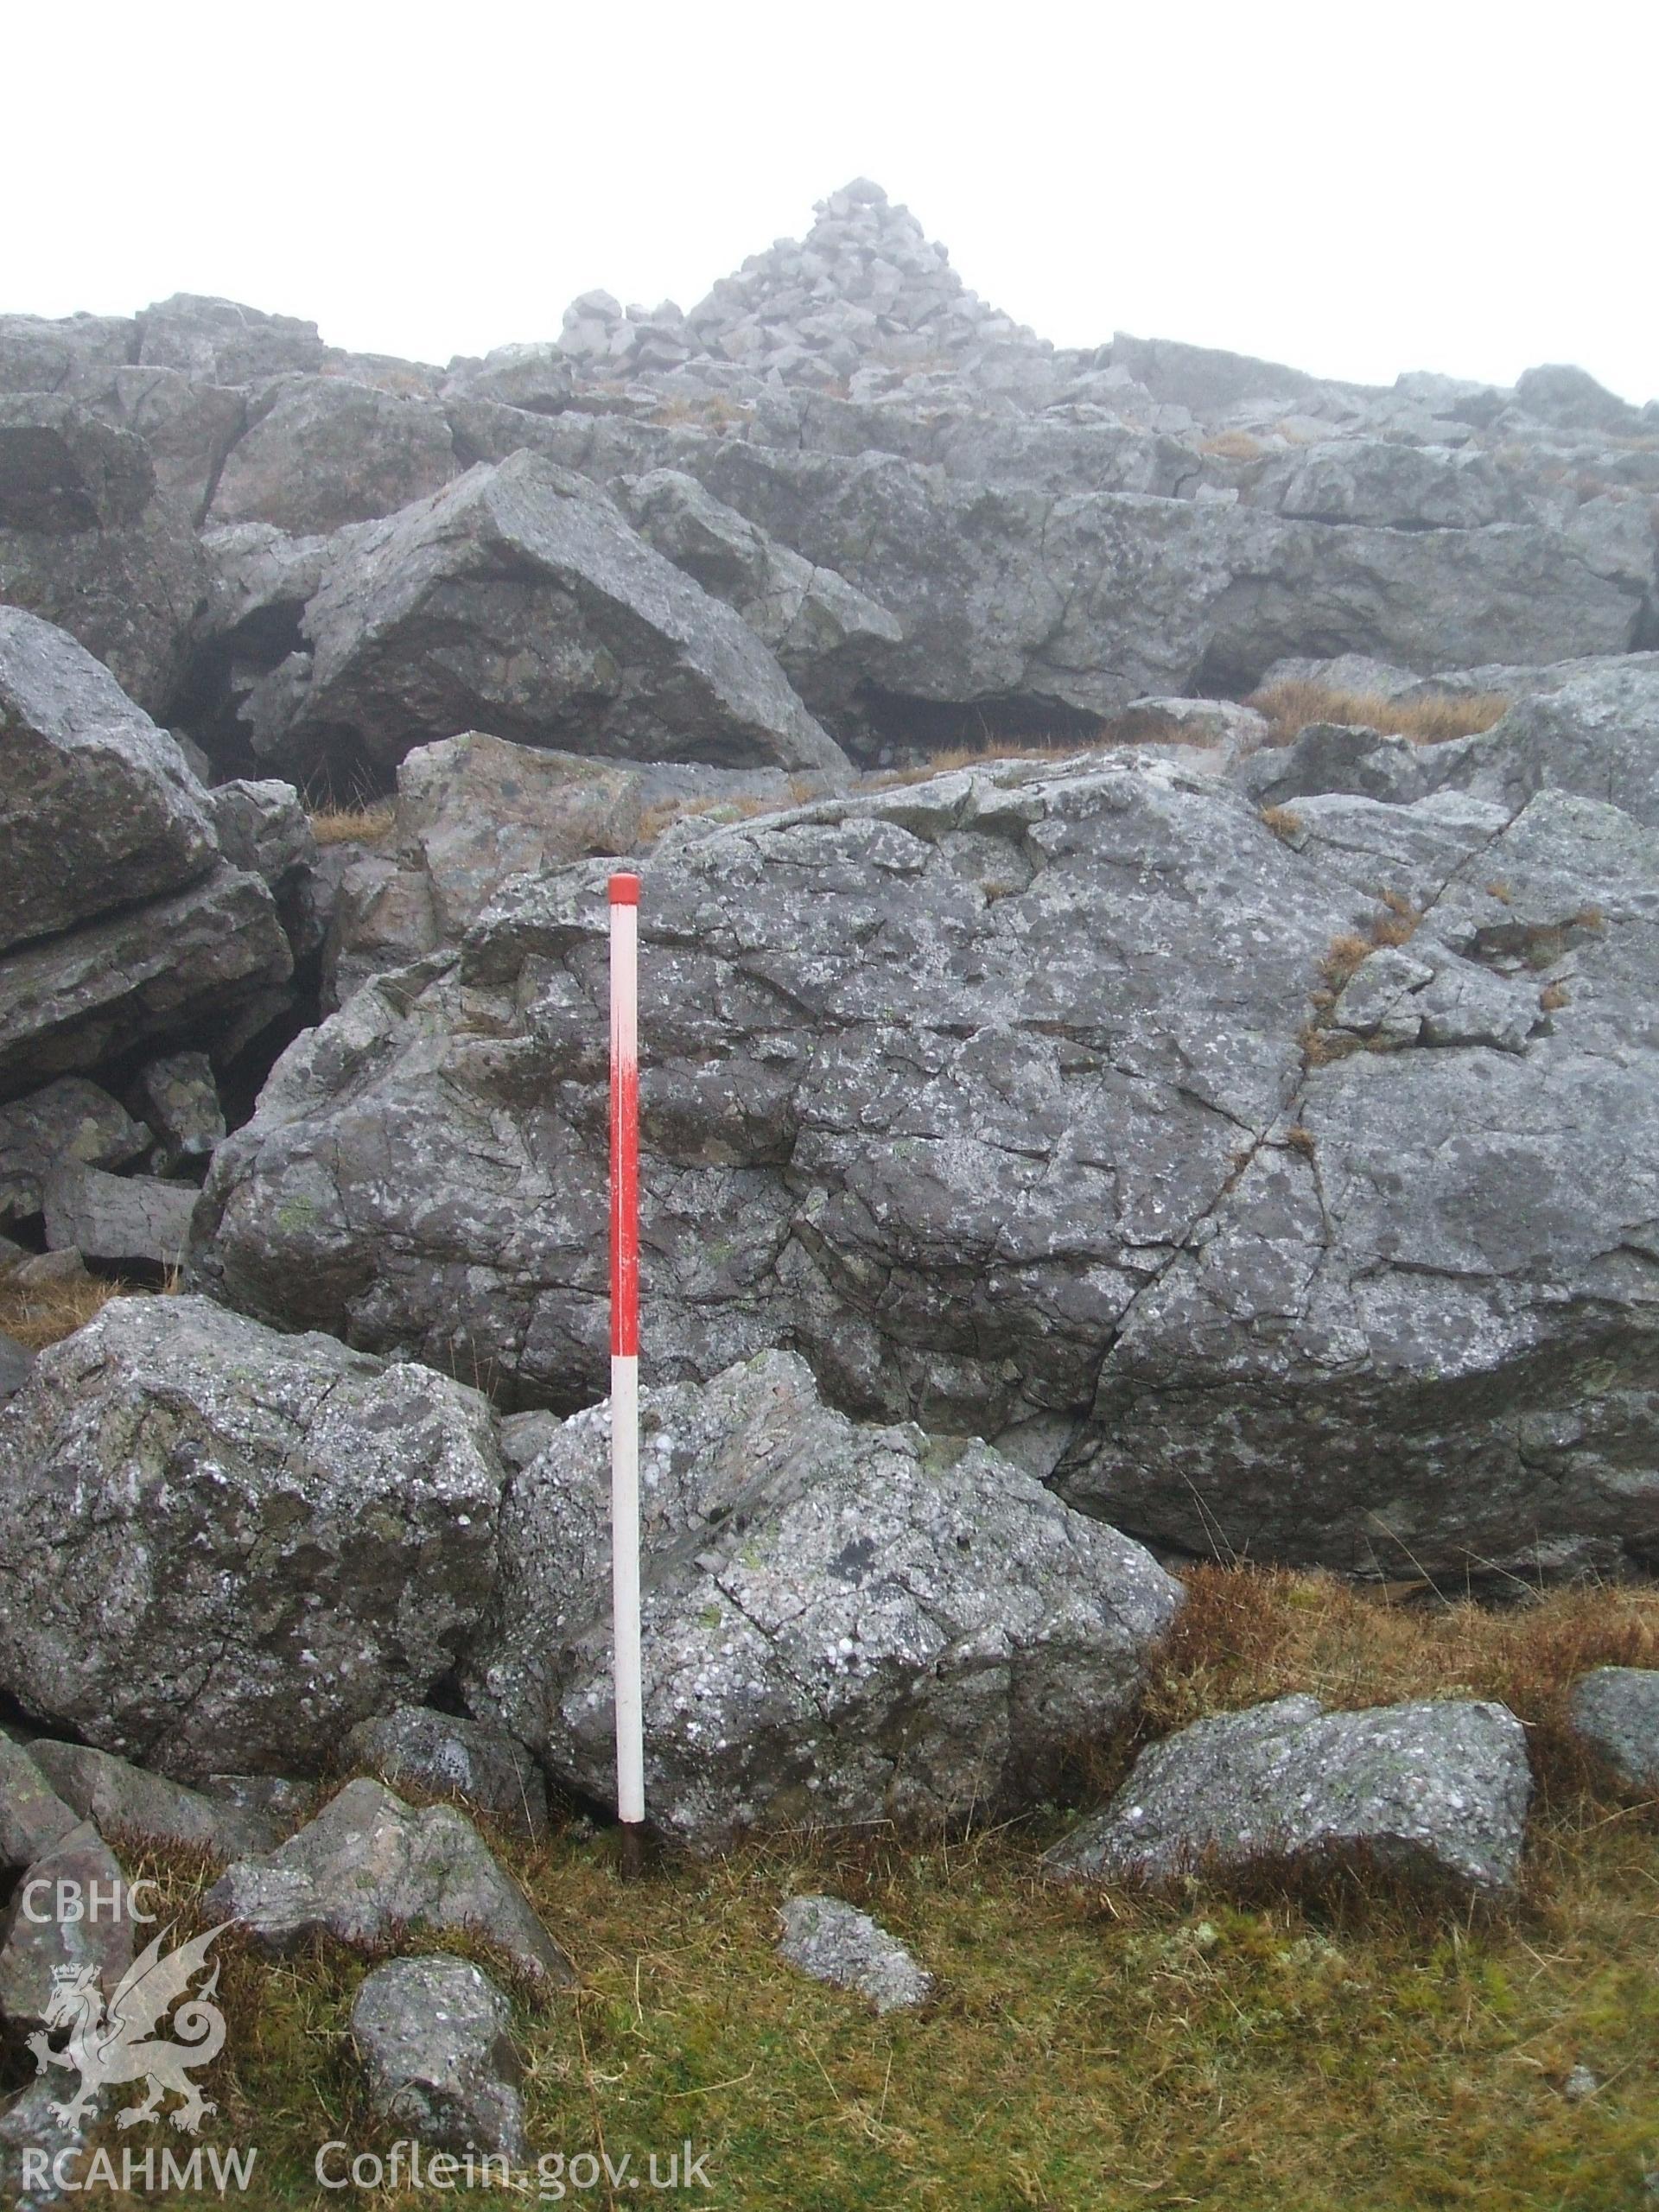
0 1268 126 1350
1198 429 1266 461
308 802 397 848
0 1264 181 1351
1247 680 1513 749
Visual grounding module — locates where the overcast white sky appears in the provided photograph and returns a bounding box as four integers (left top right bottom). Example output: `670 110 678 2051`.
9 1 1655 404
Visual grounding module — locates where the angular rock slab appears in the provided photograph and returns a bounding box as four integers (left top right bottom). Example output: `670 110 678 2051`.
256 451 848 783
1425 663 1659 830
41 1163 197 1267
777 1895 932 2013
393 731 644 937
345 1707 550 1841
1567 1668 1659 1792
207 1778 571 1986
0 1295 505 1779
465 1349 1182 1853
1042 1694 1533 1898
0 477 207 720
0 605 218 954
0 861 291 1101
0 395 156 532
27 1741 275 1859
0 1821 133 2034
0 1737 79 1873
192 750 1659 1579
137 1051 225 1163
0 2076 112 2212
0 1077 149 1221
207 376 459 535
351 1954 526 2159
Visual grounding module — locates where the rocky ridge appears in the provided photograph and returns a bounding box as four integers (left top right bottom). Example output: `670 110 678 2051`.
0 181 1656 1917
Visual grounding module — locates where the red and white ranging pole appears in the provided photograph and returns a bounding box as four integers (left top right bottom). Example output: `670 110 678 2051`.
608 871 645 1868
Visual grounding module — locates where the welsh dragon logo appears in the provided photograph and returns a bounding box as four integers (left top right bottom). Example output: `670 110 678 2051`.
26 1922 230 2134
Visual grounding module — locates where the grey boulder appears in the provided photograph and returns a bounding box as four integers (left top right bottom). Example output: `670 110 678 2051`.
0 396 156 532
0 606 219 954
1 2077 111 2211
351 1955 525 2160
191 747 1659 1580
208 376 460 535
0 1294 505 1778
1255 439 1525 531
776 1895 932 2013
1042 1694 1533 1897
135 294 328 385
392 731 644 938
0 1823 132 2035
207 1777 571 1985
344 1707 550 1841
0 448 207 719
0 1738 79 1872
41 1164 198 1267
1566 1668 1659 1792
0 861 291 1101
1422 662 1659 828
136 1051 225 1166
0 1078 149 1221
321 733 831 1008
445 342 575 415
0 310 135 393
1516 363 1643 436
56 360 249 521
250 451 848 783
465 1349 1182 1852
619 466 903 715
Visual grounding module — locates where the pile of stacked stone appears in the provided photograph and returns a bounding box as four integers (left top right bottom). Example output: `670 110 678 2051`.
554 177 1056 397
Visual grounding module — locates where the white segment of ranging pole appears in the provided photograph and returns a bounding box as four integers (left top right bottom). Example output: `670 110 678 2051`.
609 871 645 1837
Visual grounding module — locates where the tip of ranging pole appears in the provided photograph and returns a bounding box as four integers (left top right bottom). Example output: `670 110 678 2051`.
609 871 641 906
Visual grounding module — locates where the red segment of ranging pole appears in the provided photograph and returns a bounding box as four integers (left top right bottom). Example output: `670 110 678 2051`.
608 872 645 1850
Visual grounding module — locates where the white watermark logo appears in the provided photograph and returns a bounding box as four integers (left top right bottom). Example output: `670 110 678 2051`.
26 1909 231 2137
315 2140 715 2197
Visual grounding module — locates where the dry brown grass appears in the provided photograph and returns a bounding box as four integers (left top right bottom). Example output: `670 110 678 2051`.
1260 803 1305 842
1319 930 1379 992
1294 899 1427 1065
1138 1565 1659 1805
870 739 1096 791
0 1264 181 1351
1248 678 1513 749
648 392 752 430
0 1267 126 1350
636 778 823 845
1199 429 1266 461
308 801 396 847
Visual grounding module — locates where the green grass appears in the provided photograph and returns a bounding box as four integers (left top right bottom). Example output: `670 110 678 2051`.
23 1570 1659 2210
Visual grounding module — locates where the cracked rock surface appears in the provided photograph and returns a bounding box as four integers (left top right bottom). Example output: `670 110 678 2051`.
1042 1694 1533 1897
0 1295 505 1778
463 1349 1181 1852
193 735 1659 1579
